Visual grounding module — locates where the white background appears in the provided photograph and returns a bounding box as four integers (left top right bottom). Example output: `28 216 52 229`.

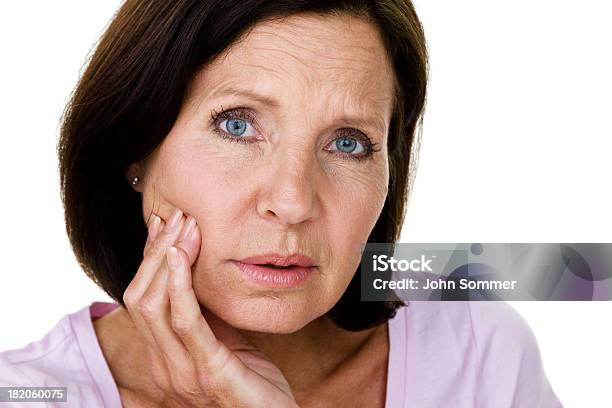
0 1 610 407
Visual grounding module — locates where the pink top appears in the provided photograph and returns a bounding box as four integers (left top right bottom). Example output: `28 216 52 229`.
0 300 562 407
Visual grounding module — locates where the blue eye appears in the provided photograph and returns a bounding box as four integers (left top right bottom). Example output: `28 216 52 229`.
326 129 380 162
211 107 259 142
332 137 365 155
225 118 247 136
335 137 359 153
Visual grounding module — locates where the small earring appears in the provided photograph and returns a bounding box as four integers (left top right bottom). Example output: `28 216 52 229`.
131 176 140 186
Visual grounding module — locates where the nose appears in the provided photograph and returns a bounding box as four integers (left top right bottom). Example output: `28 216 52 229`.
256 148 320 227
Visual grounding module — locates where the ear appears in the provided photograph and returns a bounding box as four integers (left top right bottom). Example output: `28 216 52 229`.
126 162 145 193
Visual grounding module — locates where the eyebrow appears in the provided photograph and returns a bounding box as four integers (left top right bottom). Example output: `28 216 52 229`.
213 87 281 108
212 87 387 137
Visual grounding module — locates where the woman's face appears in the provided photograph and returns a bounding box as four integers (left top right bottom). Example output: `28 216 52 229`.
131 13 395 333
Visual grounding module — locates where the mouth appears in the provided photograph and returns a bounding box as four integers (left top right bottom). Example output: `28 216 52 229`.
258 263 299 269
237 253 318 268
232 253 318 289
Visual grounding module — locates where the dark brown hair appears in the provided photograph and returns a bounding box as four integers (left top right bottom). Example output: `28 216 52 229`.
58 0 428 331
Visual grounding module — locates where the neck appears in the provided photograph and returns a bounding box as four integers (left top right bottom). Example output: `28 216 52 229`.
237 316 381 393
95 307 386 401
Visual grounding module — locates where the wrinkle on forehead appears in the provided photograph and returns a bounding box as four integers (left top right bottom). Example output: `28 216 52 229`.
239 13 389 72
189 12 396 140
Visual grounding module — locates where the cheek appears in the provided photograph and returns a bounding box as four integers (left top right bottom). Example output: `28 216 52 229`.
161 141 264 291
343 169 388 225
330 158 389 236
325 167 389 274
144 129 248 225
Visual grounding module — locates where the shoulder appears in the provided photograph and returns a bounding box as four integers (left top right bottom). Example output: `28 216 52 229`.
394 300 538 362
466 301 563 407
465 301 537 352
0 313 74 387
463 301 552 377
0 304 93 387
1 302 122 407
399 300 544 357
458 301 563 407
393 301 563 407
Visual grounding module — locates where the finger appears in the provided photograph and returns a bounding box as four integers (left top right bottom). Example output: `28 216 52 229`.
167 245 228 374
143 215 163 256
123 208 185 351
143 208 183 259
127 207 184 297
139 253 195 388
140 216 197 356
139 218 203 394
176 215 201 266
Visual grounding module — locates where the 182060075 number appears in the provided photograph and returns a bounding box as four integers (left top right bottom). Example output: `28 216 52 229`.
0 386 67 402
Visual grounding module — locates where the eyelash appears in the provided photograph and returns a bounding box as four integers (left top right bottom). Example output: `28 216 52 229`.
209 106 381 161
210 106 258 145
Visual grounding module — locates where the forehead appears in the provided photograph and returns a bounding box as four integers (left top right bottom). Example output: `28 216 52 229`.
195 13 395 124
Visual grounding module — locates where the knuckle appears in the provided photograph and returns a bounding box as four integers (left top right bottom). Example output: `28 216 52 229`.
142 241 151 257
139 296 160 320
199 343 231 377
147 238 166 258
151 364 172 391
170 375 198 397
170 313 197 336
122 288 136 309
197 369 226 395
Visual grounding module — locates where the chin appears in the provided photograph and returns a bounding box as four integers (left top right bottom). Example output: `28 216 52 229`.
204 293 326 334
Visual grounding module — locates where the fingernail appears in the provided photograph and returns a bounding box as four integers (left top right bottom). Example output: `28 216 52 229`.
178 216 196 242
166 208 183 231
148 215 161 240
166 246 180 269
189 220 198 238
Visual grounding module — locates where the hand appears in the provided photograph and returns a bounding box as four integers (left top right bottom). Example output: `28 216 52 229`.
123 207 299 407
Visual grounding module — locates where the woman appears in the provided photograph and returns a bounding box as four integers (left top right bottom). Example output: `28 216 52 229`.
0 1 562 407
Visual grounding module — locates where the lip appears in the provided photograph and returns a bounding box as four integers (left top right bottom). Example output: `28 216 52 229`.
232 253 318 289
238 253 317 267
